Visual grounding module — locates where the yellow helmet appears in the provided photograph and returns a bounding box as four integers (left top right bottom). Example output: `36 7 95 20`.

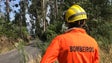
65 4 87 23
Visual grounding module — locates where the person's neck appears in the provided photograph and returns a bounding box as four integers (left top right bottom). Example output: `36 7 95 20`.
68 26 82 29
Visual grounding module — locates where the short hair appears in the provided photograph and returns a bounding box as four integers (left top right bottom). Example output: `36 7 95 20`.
67 20 85 28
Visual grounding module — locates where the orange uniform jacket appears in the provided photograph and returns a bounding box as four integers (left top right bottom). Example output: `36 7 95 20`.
40 28 99 63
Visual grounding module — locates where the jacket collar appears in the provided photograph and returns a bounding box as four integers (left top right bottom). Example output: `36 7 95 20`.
65 27 86 34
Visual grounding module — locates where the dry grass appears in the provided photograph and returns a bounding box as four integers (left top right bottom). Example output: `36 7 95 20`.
0 36 15 53
100 45 112 63
28 54 41 63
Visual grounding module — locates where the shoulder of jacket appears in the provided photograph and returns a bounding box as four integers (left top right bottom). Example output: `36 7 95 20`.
54 33 66 40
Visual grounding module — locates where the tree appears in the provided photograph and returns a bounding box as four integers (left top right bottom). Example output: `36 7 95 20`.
6 0 10 22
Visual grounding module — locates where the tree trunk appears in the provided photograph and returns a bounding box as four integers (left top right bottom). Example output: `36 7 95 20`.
6 0 10 22
19 0 23 39
55 0 58 18
42 0 46 32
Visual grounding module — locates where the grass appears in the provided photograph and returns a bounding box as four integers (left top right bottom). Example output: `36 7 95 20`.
100 45 112 63
28 54 41 63
0 36 15 54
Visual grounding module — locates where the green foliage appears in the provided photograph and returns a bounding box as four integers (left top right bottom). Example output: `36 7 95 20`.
43 29 57 41
0 18 29 41
87 17 112 52
41 22 62 42
0 23 15 37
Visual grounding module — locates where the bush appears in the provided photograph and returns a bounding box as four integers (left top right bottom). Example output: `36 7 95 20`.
0 19 30 42
87 18 112 53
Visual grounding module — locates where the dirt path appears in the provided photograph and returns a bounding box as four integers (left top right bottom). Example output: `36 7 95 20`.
0 41 41 63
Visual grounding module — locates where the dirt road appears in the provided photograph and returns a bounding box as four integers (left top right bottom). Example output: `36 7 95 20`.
0 46 41 63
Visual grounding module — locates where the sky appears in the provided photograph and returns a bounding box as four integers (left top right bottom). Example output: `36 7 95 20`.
0 0 33 34
0 0 31 21
0 0 20 21
10 0 20 21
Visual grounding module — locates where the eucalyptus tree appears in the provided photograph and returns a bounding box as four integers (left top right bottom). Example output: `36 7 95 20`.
6 0 10 22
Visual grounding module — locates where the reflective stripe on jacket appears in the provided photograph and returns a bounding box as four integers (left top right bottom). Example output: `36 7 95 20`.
40 28 99 63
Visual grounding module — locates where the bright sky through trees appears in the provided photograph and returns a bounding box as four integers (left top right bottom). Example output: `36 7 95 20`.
0 0 20 21
0 0 31 21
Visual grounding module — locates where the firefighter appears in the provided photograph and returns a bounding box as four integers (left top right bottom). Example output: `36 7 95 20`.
40 4 99 63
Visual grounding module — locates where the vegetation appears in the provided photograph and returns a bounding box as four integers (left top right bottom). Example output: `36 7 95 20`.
0 0 112 63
